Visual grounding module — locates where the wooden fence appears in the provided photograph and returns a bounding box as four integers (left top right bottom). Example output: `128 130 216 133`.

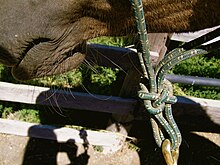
0 32 220 151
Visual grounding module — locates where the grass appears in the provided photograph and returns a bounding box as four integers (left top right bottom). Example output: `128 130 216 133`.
171 54 220 100
172 54 220 78
89 35 135 47
0 102 41 124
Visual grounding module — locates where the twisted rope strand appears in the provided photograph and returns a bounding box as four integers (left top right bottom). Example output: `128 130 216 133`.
130 0 156 92
155 48 185 75
157 49 208 89
154 113 178 150
130 0 183 163
165 104 182 148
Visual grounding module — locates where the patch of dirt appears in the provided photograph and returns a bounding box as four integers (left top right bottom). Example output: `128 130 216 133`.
0 115 220 165
0 133 140 165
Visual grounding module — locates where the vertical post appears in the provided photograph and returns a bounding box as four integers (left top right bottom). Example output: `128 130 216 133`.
107 33 170 139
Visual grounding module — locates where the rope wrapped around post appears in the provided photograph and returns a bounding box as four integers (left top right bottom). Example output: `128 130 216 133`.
129 0 209 164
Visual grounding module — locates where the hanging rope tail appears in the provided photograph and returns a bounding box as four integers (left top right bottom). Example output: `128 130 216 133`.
129 0 220 164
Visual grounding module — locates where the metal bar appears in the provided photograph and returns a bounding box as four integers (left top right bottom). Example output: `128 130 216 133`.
86 43 220 87
165 74 220 87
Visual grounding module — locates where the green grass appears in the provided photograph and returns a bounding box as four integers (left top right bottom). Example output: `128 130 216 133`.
27 69 83 88
0 102 40 123
89 35 135 47
171 54 220 100
172 54 220 78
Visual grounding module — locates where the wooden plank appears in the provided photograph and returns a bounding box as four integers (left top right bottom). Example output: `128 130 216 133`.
171 25 220 44
148 33 169 65
0 81 220 125
85 43 159 69
119 69 140 98
108 65 141 137
0 81 136 114
173 96 220 124
0 118 124 153
148 33 168 53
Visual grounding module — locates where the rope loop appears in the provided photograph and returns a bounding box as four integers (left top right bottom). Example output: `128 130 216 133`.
130 0 182 164
138 83 177 115
130 1 217 164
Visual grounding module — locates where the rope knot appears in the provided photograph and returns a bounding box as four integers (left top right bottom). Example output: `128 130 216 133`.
138 84 177 115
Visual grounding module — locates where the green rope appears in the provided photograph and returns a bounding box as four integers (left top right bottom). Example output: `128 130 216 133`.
130 0 156 93
130 0 181 150
155 48 185 76
156 49 208 90
130 0 210 164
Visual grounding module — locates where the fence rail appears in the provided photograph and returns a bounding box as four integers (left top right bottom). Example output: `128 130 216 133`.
0 81 219 125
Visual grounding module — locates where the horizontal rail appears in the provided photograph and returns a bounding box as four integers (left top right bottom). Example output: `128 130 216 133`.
0 82 219 125
85 43 140 70
86 43 220 87
0 118 124 152
166 74 220 87
171 25 220 44
0 81 136 114
85 43 159 70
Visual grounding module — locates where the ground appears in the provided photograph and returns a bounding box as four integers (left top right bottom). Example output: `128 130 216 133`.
0 133 139 165
0 115 220 165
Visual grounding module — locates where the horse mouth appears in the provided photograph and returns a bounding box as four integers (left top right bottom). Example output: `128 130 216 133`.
13 39 86 81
